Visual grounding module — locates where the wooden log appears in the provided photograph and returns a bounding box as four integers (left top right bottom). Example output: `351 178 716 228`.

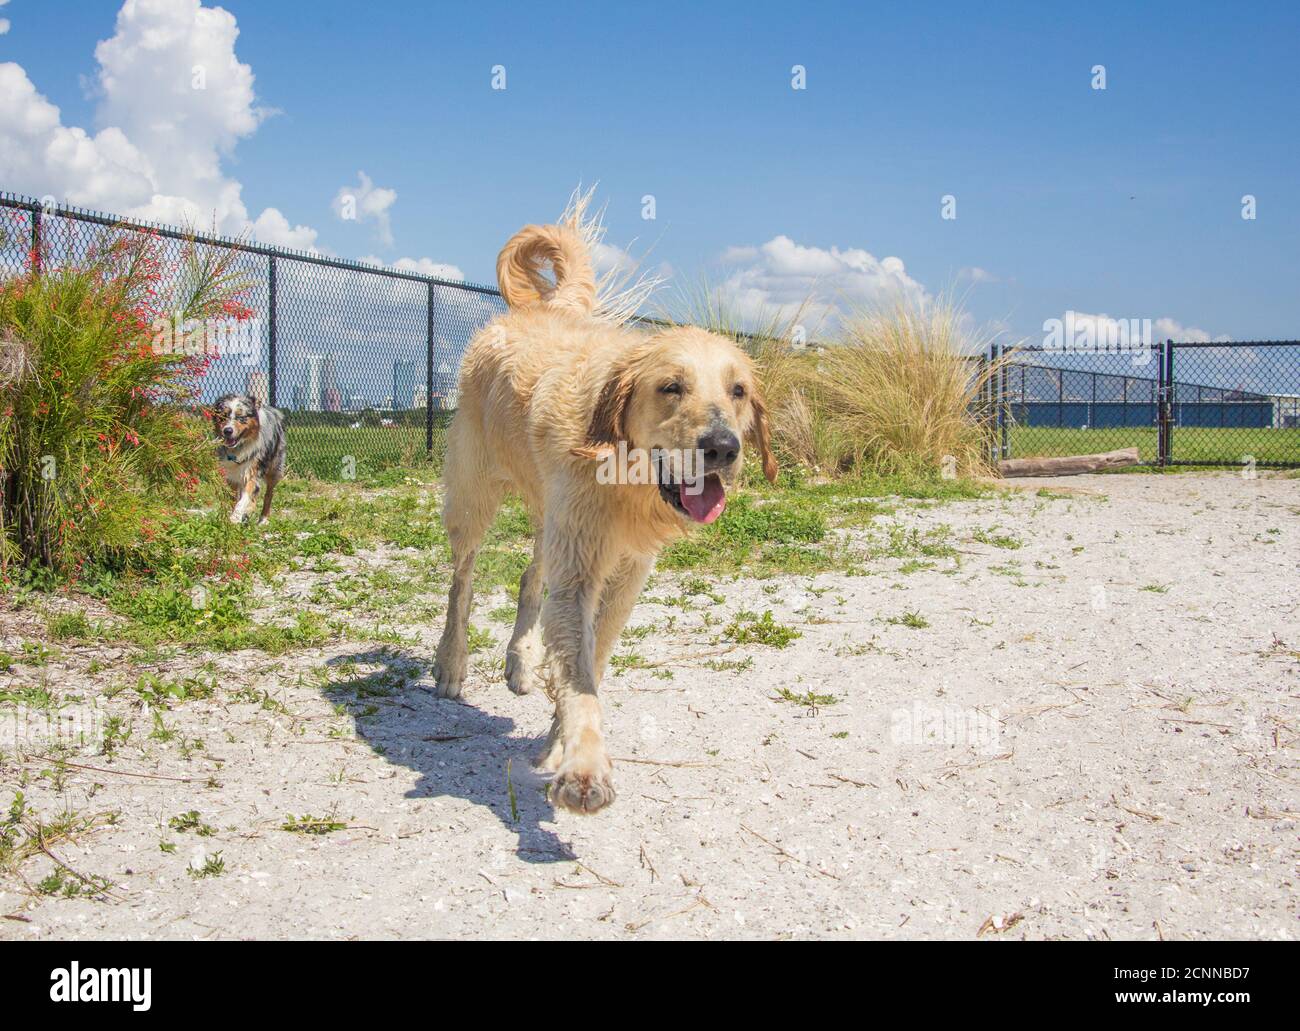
997 447 1140 478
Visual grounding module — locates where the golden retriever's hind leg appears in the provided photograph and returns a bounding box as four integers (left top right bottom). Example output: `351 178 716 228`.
433 442 503 699
505 534 546 696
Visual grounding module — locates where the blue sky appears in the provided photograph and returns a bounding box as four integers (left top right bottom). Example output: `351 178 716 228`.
2 0 1298 347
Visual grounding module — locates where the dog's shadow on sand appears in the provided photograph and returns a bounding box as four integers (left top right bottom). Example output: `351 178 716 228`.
324 649 574 865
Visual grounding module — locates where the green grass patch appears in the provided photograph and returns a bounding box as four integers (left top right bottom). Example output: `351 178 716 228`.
168 810 216 836
884 609 931 629
1008 425 1300 466
774 686 838 708
971 527 1023 550
282 813 347 835
722 610 802 648
46 610 96 641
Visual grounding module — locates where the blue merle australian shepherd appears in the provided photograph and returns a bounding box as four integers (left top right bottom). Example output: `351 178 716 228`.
211 394 286 524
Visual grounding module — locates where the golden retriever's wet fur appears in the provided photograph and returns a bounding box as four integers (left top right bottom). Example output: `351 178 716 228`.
433 218 777 814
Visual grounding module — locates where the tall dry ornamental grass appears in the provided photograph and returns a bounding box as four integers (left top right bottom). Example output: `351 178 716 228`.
668 281 1005 479
815 302 1001 477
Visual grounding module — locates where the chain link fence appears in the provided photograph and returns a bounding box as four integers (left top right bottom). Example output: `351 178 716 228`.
1 191 506 480
4 191 1297 476
991 341 1300 468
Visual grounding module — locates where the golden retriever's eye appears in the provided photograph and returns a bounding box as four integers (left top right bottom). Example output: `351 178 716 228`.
659 382 682 396
732 383 746 399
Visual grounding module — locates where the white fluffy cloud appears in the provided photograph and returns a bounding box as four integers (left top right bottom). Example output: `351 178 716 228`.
0 0 306 247
714 235 930 330
1152 316 1230 344
1054 311 1230 347
0 0 11 36
593 241 637 276
1 0 464 268
332 171 397 246
250 207 319 250
0 62 155 208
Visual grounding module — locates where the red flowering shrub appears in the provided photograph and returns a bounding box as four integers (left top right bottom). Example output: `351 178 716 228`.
0 221 252 574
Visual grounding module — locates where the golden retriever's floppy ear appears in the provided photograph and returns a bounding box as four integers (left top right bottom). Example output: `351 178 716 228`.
571 359 636 460
749 386 779 484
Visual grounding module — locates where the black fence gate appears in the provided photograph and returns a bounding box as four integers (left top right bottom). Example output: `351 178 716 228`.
990 340 1300 468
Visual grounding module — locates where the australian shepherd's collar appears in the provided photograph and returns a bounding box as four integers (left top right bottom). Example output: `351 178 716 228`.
211 394 286 524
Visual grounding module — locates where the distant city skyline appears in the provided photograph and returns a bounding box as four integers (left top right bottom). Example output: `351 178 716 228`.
251 351 461 412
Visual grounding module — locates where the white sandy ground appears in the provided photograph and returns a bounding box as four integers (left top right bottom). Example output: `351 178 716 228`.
0 472 1296 940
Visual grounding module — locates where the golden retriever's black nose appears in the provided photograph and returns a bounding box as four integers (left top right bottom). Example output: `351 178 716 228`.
697 427 740 469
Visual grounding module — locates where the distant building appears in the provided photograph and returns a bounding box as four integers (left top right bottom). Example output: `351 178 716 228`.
299 355 324 411
412 386 427 409
320 354 339 407
393 359 418 410
434 359 457 398
1269 394 1300 429
434 359 459 410
246 370 269 406
294 353 340 411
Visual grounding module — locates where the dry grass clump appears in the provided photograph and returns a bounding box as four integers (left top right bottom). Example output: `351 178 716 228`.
666 282 1007 479
810 301 1002 477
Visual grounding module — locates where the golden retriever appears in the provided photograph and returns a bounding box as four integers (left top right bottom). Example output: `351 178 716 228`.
433 217 777 814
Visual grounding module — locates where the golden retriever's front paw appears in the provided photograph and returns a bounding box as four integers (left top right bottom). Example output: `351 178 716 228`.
431 656 466 698
504 650 543 696
550 756 615 814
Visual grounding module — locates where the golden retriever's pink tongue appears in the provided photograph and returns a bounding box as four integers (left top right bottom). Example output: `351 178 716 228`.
680 475 726 524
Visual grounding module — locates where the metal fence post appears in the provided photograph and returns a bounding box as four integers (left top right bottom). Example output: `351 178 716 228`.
1155 341 1164 465
1167 340 1176 464
30 203 41 274
980 347 993 465
991 350 1000 464
426 281 436 455
1157 339 1173 466
267 255 278 407
999 344 1009 459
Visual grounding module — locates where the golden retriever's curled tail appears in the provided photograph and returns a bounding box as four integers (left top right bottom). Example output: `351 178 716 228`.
495 224 596 317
